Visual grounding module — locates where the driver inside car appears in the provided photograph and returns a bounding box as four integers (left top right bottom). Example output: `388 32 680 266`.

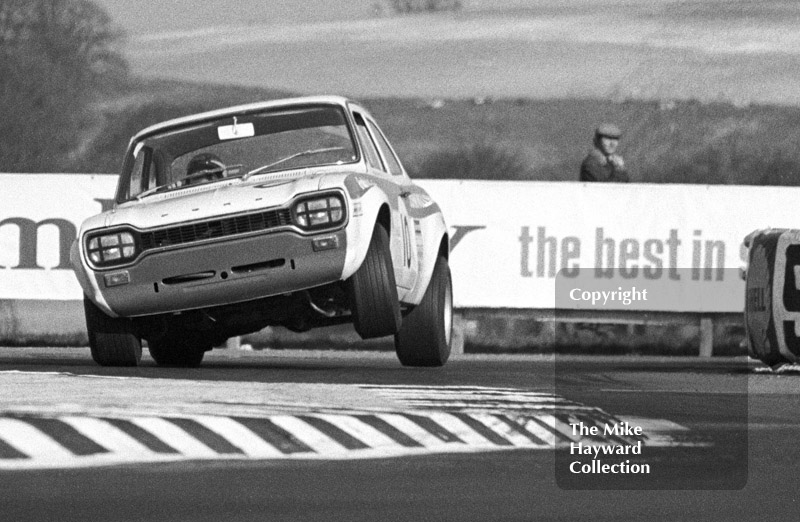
183 153 226 186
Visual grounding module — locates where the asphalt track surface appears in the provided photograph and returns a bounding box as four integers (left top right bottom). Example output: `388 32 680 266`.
0 348 798 521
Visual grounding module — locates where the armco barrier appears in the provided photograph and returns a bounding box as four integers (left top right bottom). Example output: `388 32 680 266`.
0 300 86 346
2 174 799 354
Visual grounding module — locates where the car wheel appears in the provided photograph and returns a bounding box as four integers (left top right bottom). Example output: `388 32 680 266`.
84 296 142 367
347 223 402 339
148 332 209 368
394 255 452 367
744 231 788 367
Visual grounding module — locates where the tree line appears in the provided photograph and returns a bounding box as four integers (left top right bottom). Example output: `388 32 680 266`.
0 0 127 172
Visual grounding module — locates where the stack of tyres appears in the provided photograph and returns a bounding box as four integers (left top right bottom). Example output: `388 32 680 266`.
744 229 800 367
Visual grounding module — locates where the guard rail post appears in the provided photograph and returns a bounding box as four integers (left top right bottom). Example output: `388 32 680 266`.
699 316 714 357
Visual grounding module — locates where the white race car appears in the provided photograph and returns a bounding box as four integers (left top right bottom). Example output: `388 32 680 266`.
71 96 452 368
743 228 799 367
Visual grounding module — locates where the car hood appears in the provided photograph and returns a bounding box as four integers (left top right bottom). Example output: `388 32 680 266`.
86 170 349 232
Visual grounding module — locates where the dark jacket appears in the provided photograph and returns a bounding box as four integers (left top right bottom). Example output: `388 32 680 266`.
579 148 629 182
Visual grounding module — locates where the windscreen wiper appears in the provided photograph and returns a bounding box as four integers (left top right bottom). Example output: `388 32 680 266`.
242 147 347 180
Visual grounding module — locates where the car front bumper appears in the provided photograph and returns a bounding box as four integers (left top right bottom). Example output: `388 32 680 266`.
87 229 347 317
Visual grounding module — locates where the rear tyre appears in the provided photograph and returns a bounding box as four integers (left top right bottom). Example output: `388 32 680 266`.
394 255 452 367
348 223 402 339
84 296 142 367
148 332 209 368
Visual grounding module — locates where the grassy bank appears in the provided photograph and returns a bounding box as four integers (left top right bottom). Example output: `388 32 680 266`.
71 79 800 187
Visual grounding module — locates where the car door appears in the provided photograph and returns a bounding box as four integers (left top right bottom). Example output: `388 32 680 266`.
364 117 419 292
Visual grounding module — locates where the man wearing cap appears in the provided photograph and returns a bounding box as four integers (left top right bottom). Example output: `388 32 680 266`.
579 123 629 182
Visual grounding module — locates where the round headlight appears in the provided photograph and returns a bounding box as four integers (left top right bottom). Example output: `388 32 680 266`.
86 230 139 267
293 194 345 230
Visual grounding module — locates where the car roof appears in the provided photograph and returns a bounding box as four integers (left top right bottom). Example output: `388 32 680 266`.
132 95 362 142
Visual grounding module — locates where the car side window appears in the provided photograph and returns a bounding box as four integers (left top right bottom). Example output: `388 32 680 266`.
352 112 384 172
126 146 151 199
123 145 161 200
367 120 404 177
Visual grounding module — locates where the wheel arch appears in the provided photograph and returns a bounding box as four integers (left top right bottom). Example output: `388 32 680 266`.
376 204 391 237
403 213 449 306
341 185 393 280
438 232 450 260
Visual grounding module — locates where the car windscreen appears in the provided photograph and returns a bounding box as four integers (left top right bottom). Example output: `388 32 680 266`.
118 105 358 202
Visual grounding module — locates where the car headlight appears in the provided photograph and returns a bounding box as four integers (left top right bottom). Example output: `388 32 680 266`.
293 194 345 230
85 230 139 267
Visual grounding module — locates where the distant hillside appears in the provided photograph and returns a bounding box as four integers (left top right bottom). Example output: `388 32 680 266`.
72 78 800 187
107 1 800 105
93 0 379 34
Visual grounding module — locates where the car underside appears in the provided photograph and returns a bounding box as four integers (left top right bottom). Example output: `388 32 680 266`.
132 280 357 347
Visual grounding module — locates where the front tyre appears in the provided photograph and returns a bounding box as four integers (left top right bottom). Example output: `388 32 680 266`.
395 255 453 367
84 296 142 367
347 223 402 339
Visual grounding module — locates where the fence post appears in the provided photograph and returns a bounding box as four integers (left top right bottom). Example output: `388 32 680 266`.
699 316 714 357
226 336 241 351
451 316 465 357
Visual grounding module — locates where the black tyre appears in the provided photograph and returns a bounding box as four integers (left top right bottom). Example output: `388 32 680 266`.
148 332 209 368
745 230 789 367
84 296 142 367
348 223 402 339
395 255 453 367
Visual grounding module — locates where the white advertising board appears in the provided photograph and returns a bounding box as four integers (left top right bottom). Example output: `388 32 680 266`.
419 180 797 312
0 174 796 312
0 174 117 301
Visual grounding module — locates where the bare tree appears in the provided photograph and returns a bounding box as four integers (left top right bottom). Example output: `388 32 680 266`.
1 0 127 81
0 0 128 172
0 0 28 46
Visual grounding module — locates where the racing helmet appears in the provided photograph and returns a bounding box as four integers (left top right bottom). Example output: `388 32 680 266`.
186 153 225 178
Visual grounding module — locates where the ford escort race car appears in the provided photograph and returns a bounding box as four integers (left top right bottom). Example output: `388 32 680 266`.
743 228 798 368
71 96 452 368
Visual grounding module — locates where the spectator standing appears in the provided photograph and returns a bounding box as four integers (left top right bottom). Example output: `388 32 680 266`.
580 124 629 182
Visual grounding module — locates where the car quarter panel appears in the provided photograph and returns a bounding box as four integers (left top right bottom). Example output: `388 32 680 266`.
72 213 121 316
398 187 449 306
70 239 118 316
322 171 447 306
328 173 394 282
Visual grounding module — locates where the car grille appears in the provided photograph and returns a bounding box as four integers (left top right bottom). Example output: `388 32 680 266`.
139 208 293 250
